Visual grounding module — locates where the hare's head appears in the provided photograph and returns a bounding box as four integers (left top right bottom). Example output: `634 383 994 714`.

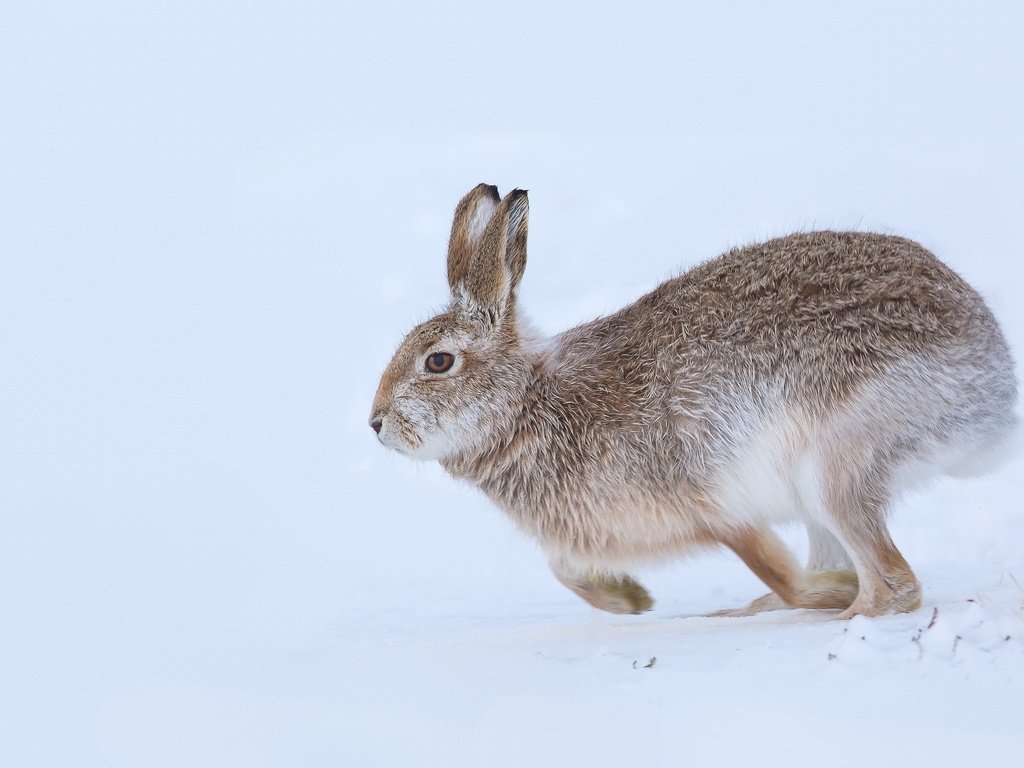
370 184 532 461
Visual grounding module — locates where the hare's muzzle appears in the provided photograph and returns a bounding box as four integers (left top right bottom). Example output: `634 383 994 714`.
369 416 383 434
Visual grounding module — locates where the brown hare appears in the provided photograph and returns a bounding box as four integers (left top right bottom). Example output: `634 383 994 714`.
370 184 1018 619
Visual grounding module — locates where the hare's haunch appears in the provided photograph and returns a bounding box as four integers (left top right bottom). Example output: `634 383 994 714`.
371 184 1018 619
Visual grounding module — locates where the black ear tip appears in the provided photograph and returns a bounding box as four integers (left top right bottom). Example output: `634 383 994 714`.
507 189 529 207
469 183 500 201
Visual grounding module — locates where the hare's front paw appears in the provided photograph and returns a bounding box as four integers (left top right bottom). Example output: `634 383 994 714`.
555 569 654 615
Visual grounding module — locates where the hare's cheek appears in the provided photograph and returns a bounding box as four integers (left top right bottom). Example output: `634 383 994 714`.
393 406 457 461
407 401 479 461
397 394 443 430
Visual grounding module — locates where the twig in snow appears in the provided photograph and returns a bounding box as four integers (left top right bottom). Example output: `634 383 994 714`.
909 607 939 660
911 631 923 660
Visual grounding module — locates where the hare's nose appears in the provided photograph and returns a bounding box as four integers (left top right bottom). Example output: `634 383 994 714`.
369 416 383 434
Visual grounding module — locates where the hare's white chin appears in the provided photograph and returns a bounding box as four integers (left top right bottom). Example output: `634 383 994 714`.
377 421 463 462
411 422 488 462
402 435 456 462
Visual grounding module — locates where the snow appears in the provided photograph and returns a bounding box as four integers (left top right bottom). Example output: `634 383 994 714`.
2 2 1023 766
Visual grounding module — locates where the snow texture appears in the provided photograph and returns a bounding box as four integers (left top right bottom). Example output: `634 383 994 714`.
2 2 1022 767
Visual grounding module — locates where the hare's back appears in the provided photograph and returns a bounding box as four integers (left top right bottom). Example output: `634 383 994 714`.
637 230 1014 415
669 231 991 348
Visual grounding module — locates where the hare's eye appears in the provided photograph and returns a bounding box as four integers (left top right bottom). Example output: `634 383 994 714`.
425 352 455 374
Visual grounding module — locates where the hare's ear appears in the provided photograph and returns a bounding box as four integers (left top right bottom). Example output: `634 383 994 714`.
504 189 529 297
465 189 529 319
447 183 500 293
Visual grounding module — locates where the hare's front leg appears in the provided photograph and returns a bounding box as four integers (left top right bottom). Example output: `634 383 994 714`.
550 559 654 614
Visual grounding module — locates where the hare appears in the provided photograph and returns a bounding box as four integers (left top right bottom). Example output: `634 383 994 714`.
369 183 1018 619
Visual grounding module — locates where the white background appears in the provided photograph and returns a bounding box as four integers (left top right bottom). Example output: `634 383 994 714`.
2 2 1022 766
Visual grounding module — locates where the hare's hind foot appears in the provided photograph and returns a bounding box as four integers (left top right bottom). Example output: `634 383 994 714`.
552 564 654 614
711 523 859 617
707 592 786 617
835 576 921 619
800 569 860 609
709 570 859 617
719 525 861 614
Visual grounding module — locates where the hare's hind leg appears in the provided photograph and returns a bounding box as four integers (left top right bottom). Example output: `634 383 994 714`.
818 461 921 618
712 522 857 616
550 560 654 615
717 526 859 615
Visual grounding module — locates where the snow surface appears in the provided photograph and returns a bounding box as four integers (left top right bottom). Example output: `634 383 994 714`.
2 2 1023 766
